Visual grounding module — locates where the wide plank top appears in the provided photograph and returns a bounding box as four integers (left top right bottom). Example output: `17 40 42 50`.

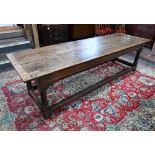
7 33 150 82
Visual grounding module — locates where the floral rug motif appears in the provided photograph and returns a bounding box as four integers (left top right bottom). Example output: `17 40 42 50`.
0 58 155 131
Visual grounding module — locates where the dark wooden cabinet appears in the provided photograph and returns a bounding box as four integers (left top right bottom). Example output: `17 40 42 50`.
38 24 68 46
68 24 95 40
38 24 95 46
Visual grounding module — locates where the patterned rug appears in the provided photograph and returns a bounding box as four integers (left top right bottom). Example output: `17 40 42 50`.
0 57 155 131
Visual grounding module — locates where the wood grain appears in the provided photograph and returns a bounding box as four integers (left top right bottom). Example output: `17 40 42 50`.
7 33 150 82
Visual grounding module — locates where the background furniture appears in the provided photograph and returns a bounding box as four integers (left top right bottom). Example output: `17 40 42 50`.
27 24 155 48
38 24 68 46
125 24 155 47
69 24 95 40
38 24 95 46
95 24 113 36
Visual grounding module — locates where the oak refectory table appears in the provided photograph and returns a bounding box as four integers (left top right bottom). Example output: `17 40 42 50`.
7 33 150 119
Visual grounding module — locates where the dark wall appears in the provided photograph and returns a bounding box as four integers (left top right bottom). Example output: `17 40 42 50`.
126 24 155 47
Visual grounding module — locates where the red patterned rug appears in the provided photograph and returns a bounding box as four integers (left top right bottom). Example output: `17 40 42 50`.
0 58 155 131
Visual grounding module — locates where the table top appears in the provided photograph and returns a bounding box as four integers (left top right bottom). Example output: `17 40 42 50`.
7 33 150 82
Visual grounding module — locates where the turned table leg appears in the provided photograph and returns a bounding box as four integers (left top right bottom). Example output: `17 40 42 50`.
37 78 52 119
39 90 50 119
132 46 143 71
26 79 51 119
